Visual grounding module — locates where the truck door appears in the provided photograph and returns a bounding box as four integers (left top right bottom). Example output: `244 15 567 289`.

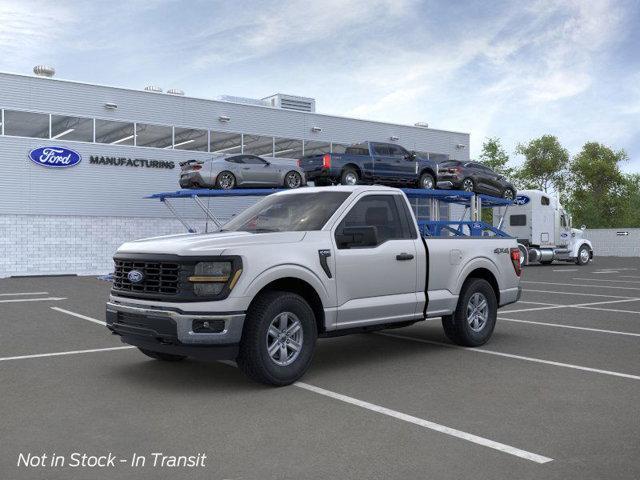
332 194 418 327
557 210 571 246
387 144 417 184
370 143 395 183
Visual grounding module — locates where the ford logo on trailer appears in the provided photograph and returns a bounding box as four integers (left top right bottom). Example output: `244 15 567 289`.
127 270 145 284
514 195 530 206
28 146 82 168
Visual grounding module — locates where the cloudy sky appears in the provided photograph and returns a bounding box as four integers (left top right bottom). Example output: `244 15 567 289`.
1 0 639 171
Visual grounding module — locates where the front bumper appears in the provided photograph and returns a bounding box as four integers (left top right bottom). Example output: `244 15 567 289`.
106 301 245 359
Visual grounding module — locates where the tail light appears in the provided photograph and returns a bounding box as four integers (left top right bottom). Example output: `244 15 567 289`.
322 153 331 169
510 248 522 277
297 159 301 167
192 164 202 171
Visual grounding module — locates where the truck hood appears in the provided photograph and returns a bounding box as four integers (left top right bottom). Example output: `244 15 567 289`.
116 231 307 256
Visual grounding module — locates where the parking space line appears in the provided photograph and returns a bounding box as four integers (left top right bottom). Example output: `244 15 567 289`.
378 333 640 381
294 382 553 464
552 269 578 272
0 297 66 304
0 292 49 296
504 297 640 314
522 281 640 291
572 277 640 284
515 301 560 306
499 317 640 337
0 346 135 363
51 307 106 326
525 289 638 299
500 305 567 313
572 305 640 315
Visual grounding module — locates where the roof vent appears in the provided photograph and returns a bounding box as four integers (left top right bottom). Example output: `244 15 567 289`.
414 122 429 128
262 93 316 113
144 85 163 93
33 65 55 78
217 95 270 107
167 88 185 96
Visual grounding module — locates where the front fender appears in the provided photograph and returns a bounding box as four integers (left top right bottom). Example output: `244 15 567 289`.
571 239 593 258
240 263 333 307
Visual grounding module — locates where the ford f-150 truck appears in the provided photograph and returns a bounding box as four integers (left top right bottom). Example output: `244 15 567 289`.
106 186 522 385
299 142 439 189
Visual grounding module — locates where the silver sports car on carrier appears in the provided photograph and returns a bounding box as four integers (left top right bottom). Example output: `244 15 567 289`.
179 154 306 190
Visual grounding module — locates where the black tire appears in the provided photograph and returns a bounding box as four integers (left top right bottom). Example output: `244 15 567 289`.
215 171 236 189
313 178 330 187
576 245 591 265
419 172 435 189
138 348 186 362
502 188 515 200
237 291 317 386
541 260 553 265
340 167 359 186
284 171 303 189
461 178 475 192
442 278 497 347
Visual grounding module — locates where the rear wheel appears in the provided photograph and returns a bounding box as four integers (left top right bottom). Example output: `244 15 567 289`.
284 171 302 189
462 178 475 192
419 172 435 189
237 291 317 386
138 348 186 362
216 171 236 189
576 245 591 265
341 168 359 186
442 278 497 347
541 260 553 265
502 188 515 200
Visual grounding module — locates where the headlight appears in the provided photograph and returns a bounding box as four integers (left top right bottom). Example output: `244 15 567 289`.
189 261 236 297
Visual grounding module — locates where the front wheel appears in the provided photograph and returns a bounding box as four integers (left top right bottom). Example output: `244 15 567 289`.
284 171 303 189
461 178 475 192
419 172 435 189
442 278 497 347
237 291 317 386
502 188 515 200
576 245 591 265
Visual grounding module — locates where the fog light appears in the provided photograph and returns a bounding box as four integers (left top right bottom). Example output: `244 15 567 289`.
192 319 225 333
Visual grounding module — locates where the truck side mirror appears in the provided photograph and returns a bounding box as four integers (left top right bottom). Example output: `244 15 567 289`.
404 152 416 160
336 226 378 249
581 225 586 230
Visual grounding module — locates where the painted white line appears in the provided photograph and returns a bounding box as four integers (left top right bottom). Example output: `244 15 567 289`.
51 307 106 326
572 277 640 284
502 297 640 314
0 297 67 304
499 317 640 337
378 333 640 381
0 346 135 363
294 382 553 464
513 301 560 306
593 271 619 274
0 291 49 296
525 288 638 299
522 281 640 291
617 275 640 279
573 306 640 315
499 305 566 313
552 269 578 272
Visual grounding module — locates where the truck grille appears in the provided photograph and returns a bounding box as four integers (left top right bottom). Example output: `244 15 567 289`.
113 260 181 295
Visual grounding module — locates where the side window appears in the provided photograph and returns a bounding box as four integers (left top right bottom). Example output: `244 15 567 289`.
336 195 404 247
244 155 267 165
541 196 550 206
387 145 406 157
510 215 527 226
372 144 390 156
226 156 244 164
560 215 567 228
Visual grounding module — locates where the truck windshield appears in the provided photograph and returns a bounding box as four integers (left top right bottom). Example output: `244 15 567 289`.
221 192 350 233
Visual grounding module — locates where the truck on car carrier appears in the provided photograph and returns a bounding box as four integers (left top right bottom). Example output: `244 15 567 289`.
495 189 593 266
106 185 522 385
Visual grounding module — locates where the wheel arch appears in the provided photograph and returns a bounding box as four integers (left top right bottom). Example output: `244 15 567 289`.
249 277 326 334
462 267 500 305
342 163 362 177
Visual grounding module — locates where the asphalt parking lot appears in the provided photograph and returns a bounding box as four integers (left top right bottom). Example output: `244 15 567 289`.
1 257 639 480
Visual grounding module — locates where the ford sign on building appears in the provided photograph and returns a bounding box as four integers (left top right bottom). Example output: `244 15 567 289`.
0 70 470 276
29 146 82 168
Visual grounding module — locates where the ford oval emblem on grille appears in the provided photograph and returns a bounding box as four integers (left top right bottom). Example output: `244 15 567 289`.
128 270 145 284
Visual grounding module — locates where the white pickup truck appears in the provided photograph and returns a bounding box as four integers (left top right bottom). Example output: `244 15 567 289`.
106 186 522 385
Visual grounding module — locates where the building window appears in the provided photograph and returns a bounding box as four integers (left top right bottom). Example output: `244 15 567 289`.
331 143 349 154
243 134 274 156
273 137 303 159
95 119 135 145
210 131 242 154
173 127 208 151
50 114 94 142
3 110 50 139
135 123 173 148
303 140 330 156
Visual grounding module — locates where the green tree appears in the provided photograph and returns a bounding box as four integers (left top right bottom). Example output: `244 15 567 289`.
566 142 628 228
515 135 569 193
619 174 640 227
478 137 514 177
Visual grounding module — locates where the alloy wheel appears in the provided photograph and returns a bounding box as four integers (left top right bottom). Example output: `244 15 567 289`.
466 292 489 332
421 176 434 189
286 172 302 188
462 179 474 192
503 189 514 200
266 312 304 367
344 172 358 185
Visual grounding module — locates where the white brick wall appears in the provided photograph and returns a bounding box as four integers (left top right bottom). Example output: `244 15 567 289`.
0 214 212 277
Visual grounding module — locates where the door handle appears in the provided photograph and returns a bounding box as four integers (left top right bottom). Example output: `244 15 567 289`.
396 253 414 261
242 167 250 170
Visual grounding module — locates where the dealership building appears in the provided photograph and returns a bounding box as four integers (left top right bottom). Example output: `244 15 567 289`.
0 68 470 277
